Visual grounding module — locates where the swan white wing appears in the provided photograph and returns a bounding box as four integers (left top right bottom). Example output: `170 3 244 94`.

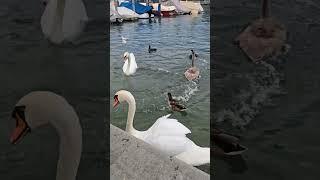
145 135 190 156
122 60 129 74
141 114 192 156
129 53 138 70
41 0 57 40
175 139 210 166
146 114 191 137
62 0 88 41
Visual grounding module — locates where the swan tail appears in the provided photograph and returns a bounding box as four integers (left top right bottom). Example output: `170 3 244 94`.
175 143 210 166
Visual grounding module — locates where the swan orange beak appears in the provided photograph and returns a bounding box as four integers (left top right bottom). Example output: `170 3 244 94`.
10 112 30 144
113 98 120 108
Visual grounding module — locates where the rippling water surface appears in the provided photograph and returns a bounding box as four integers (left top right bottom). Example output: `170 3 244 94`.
213 0 320 179
110 6 210 172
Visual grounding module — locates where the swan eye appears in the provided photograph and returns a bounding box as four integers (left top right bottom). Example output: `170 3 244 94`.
114 95 118 100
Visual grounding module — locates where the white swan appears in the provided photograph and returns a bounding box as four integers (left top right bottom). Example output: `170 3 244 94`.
122 52 138 76
10 91 82 180
41 0 88 44
113 90 210 166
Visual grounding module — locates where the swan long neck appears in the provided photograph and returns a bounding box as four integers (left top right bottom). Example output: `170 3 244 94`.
262 0 269 18
124 93 136 134
50 105 82 180
192 52 195 67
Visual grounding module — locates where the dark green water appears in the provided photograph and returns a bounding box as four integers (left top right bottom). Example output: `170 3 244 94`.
0 0 108 179
213 0 320 179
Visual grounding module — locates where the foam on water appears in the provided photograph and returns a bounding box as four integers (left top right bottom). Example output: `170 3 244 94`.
175 81 199 102
214 60 286 127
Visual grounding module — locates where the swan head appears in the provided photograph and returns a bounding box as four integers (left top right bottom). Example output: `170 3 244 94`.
41 0 48 6
9 91 76 145
10 106 31 144
123 52 130 61
167 93 173 100
113 90 135 108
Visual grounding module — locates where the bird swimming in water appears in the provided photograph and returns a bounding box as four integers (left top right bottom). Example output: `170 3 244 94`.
121 36 128 44
167 93 186 112
185 49 200 81
234 0 289 63
212 128 247 156
189 49 198 59
148 45 157 53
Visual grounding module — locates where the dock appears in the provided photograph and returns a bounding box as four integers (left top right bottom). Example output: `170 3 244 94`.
110 125 210 180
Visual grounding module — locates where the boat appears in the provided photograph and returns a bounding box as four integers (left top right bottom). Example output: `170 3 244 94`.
119 1 155 19
117 6 140 21
110 1 123 23
169 0 192 15
110 0 139 22
149 2 178 17
180 0 204 14
119 1 153 15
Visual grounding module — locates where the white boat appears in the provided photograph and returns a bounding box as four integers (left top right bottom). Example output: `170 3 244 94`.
110 0 139 21
117 6 139 21
169 0 192 15
110 1 123 23
137 13 155 19
180 0 204 14
145 2 178 17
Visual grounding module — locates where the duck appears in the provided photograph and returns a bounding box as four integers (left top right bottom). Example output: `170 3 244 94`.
184 50 200 81
122 52 138 76
234 0 288 63
41 0 88 44
121 36 128 44
113 90 210 166
188 49 198 59
148 45 157 53
213 128 247 156
167 93 186 112
10 91 82 180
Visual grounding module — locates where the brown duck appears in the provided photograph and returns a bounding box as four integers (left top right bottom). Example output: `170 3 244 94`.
167 93 186 112
213 128 247 156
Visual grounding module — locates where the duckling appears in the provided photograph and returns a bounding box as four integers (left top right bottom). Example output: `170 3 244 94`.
167 93 186 112
148 45 157 53
188 49 198 59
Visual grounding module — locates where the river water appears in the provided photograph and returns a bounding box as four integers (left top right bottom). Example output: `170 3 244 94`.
213 0 320 179
110 6 210 173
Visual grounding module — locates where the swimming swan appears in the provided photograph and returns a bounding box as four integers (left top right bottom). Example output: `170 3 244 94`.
234 0 288 62
122 52 138 76
41 0 88 44
113 90 210 166
10 91 82 180
184 49 200 81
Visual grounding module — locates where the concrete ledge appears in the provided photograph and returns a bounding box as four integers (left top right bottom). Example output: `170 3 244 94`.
110 125 210 180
